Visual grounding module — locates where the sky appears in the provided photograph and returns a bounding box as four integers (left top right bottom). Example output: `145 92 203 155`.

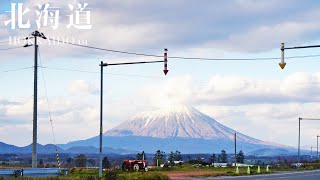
1 0 320 150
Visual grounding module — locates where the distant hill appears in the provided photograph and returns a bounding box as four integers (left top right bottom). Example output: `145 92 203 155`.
0 142 137 155
0 142 64 154
249 148 297 156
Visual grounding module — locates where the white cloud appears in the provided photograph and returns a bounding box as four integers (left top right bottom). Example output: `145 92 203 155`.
136 75 195 108
196 102 320 147
68 80 98 95
206 21 320 52
2 0 320 58
0 91 140 146
135 72 320 107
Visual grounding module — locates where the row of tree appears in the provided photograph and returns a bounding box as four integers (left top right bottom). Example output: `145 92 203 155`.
136 150 182 166
209 150 245 163
59 149 244 168
137 149 244 165
63 154 111 168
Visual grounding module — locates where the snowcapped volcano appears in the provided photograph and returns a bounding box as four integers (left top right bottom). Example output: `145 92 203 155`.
62 106 293 154
104 106 281 147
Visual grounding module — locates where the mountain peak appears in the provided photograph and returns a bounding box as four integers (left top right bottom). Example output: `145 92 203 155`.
158 105 195 113
135 105 197 118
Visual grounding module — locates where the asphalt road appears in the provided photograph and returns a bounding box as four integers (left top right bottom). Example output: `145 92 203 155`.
184 169 320 180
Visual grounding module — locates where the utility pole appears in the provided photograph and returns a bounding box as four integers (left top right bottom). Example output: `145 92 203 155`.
98 50 168 177
297 117 320 164
142 151 145 161
298 117 301 164
234 133 237 166
99 61 103 177
317 135 320 160
31 31 46 168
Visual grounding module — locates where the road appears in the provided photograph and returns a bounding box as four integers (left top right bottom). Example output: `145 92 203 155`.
183 169 320 180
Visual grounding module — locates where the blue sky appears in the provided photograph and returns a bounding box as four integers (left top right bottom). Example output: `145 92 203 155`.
1 0 320 150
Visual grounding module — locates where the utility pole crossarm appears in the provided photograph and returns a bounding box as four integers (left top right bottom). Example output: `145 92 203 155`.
299 118 320 121
100 60 164 67
280 42 320 69
284 45 320 50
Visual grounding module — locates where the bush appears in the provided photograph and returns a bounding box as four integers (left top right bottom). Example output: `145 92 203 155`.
86 176 97 180
162 164 171 171
118 172 169 180
104 171 118 180
69 168 76 173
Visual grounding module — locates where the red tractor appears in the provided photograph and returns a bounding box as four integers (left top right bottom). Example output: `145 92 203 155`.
122 160 148 171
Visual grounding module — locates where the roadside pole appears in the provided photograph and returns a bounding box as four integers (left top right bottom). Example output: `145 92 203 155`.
98 49 169 178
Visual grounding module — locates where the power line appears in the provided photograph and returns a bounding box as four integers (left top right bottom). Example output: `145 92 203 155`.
0 40 10 44
38 47 61 169
0 36 319 62
33 65 320 86
48 38 164 58
0 37 34 44
170 56 279 61
48 38 277 60
0 66 34 74
48 38 320 61
0 46 25 51
40 66 163 79
285 54 320 59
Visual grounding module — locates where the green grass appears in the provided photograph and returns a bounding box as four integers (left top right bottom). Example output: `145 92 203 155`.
117 172 169 180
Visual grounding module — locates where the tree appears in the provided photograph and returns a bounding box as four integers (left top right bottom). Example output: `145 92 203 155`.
220 150 227 163
168 151 175 165
209 153 216 164
39 159 44 168
136 153 142 160
75 154 87 167
87 159 96 167
236 150 245 163
174 151 182 161
187 155 191 161
66 158 75 167
168 150 182 165
154 150 166 166
102 156 111 169
136 151 145 160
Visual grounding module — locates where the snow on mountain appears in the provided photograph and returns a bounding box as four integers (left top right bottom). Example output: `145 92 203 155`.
104 106 284 148
59 105 294 154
